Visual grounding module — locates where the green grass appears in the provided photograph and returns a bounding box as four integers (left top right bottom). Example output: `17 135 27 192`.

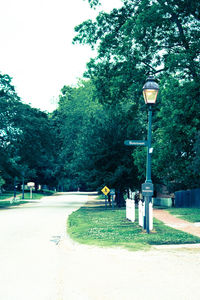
167 208 200 223
0 192 17 200
0 190 55 207
67 205 200 251
0 191 22 207
0 199 28 207
23 191 54 200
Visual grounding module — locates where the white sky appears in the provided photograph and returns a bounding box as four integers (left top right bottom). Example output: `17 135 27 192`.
0 0 122 112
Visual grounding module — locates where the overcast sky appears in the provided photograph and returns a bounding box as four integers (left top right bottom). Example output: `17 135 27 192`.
0 0 122 112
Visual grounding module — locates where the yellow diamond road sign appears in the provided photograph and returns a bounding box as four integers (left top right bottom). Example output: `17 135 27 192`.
101 186 110 196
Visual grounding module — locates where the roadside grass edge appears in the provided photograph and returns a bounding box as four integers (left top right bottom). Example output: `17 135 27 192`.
0 190 55 208
67 201 200 251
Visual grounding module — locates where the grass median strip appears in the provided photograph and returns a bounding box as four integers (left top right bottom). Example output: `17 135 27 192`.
67 204 200 251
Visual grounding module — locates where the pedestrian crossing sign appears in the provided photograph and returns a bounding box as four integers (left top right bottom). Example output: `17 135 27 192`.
101 186 110 196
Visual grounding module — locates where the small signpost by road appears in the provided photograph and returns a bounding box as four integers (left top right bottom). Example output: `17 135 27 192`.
101 186 110 196
110 188 115 210
101 186 110 208
27 182 35 199
142 182 154 197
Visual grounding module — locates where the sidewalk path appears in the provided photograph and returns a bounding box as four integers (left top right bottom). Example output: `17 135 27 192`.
154 209 200 237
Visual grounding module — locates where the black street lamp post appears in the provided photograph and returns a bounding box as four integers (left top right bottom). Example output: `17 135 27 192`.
142 75 159 233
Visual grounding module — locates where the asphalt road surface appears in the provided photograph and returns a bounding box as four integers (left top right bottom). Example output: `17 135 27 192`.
0 192 200 300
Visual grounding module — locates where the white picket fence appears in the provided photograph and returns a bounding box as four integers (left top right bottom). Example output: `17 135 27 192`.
126 199 153 230
126 199 135 222
138 200 145 226
138 200 153 230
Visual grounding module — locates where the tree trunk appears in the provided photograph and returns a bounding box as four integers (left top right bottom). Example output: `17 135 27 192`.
115 190 125 207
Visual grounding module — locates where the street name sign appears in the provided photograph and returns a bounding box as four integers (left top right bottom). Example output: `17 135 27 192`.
142 182 154 197
101 186 110 196
110 189 115 195
124 140 147 146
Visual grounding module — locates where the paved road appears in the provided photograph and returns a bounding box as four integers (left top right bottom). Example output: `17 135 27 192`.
0 192 89 300
1 193 200 300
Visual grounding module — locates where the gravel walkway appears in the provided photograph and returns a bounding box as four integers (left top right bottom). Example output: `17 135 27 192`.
154 209 200 237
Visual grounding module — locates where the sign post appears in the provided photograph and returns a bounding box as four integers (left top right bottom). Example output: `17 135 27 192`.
125 138 154 233
142 183 154 231
110 189 115 210
142 183 154 197
101 186 110 208
27 182 35 199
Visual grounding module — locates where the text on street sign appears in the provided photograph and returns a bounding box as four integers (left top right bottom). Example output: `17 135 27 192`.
124 140 147 146
142 182 154 197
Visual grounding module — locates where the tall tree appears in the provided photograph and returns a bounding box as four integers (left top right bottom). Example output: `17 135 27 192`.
52 80 141 199
51 81 100 191
72 0 200 192
0 73 23 182
0 72 57 188
16 104 57 187
74 0 199 81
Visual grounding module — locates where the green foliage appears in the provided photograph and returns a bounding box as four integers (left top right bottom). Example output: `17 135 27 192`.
87 0 101 9
152 78 200 190
0 176 5 189
52 80 141 196
76 0 199 82
2 0 199 195
51 80 100 190
0 73 24 180
71 0 200 193
16 105 57 185
0 72 57 188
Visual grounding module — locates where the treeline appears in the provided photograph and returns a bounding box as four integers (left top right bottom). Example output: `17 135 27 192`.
0 74 57 191
52 0 200 197
51 81 139 196
0 0 199 203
